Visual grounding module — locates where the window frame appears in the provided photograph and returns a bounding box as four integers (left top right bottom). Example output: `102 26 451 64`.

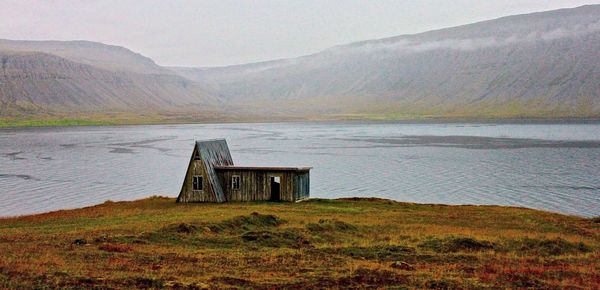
231 175 241 190
192 175 203 191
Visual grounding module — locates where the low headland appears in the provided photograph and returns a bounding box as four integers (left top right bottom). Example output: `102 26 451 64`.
0 197 598 289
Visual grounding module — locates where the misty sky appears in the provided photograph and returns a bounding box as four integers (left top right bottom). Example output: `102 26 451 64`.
2 0 600 67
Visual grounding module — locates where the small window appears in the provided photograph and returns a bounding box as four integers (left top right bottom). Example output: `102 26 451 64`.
232 175 241 190
192 175 203 191
193 151 201 160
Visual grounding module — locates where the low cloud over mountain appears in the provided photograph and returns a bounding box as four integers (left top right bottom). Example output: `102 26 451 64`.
2 5 600 120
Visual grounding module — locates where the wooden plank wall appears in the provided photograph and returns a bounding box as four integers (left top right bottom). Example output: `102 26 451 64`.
295 172 310 200
177 146 218 202
217 170 309 201
177 139 310 203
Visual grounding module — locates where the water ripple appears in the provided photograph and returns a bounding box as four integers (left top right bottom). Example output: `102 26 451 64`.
0 122 599 217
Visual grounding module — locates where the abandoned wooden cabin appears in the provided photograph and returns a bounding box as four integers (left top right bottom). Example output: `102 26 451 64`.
177 139 310 203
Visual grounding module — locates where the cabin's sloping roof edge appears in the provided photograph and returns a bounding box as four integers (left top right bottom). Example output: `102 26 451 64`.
196 139 233 202
214 165 311 171
196 138 227 144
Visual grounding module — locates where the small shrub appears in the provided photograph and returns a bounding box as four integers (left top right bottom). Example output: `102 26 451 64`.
209 213 284 233
162 223 197 234
98 243 132 253
591 216 600 223
506 237 590 256
306 219 357 232
419 237 495 253
325 245 415 261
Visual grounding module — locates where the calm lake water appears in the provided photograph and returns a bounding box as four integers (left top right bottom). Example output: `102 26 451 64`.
1 121 599 217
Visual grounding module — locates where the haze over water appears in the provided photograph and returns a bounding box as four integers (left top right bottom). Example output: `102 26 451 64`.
1 121 599 217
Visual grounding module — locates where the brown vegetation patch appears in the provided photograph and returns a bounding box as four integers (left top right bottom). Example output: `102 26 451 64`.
495 273 556 289
306 219 357 232
505 237 590 256
323 245 415 261
208 212 284 233
419 237 495 253
94 235 115 243
424 278 460 289
241 230 311 248
98 243 132 253
283 268 410 289
209 276 257 288
162 223 198 234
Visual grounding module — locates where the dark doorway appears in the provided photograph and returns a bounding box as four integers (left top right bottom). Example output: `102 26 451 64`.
270 176 281 201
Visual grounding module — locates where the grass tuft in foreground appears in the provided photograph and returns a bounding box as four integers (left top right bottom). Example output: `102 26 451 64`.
0 197 598 289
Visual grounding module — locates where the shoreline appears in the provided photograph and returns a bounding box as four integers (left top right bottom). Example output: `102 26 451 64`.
0 197 593 220
2 115 600 129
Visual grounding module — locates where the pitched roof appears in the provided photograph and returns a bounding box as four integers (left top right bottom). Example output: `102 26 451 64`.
214 165 311 172
195 139 233 202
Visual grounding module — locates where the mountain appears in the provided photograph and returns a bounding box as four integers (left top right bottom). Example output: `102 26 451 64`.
2 5 600 121
171 5 600 118
0 41 220 118
0 39 171 75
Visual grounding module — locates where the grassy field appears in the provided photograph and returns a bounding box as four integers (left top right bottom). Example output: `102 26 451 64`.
0 197 598 289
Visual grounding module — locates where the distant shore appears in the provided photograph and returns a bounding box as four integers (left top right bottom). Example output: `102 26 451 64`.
2 114 600 129
0 197 598 288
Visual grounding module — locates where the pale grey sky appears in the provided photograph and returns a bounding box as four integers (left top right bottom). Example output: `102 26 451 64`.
1 0 599 67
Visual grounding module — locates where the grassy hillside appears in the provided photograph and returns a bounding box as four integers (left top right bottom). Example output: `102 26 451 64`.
0 197 598 289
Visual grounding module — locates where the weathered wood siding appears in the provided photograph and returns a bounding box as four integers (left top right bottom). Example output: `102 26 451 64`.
177 139 233 203
295 172 310 200
216 169 309 202
177 146 216 202
177 139 310 203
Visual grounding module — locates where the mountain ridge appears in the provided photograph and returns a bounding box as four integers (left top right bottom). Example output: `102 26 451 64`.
2 4 600 122
168 4 600 118
0 39 172 75
0 48 220 118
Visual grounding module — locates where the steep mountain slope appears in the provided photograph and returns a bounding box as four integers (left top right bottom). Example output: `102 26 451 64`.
172 5 600 117
0 50 219 116
0 39 170 75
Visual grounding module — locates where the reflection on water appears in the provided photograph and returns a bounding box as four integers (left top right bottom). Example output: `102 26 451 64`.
1 121 599 217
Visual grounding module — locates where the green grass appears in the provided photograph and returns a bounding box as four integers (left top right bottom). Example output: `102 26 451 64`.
0 197 598 289
0 118 116 128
